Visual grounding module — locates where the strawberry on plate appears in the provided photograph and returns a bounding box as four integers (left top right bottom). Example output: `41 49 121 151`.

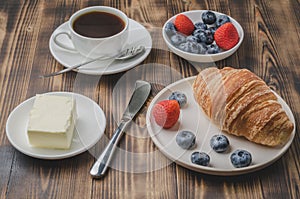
174 14 194 35
152 100 180 129
214 22 239 50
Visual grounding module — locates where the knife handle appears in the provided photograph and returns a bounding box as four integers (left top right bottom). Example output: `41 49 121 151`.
90 121 128 178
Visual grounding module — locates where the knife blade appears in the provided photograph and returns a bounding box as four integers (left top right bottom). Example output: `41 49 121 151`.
90 80 151 178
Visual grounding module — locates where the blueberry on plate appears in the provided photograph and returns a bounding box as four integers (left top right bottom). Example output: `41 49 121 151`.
230 149 252 168
168 91 187 108
210 134 229 152
191 152 210 166
178 42 199 54
170 33 186 46
165 22 177 36
216 15 230 27
194 22 207 31
202 11 217 25
176 130 196 149
207 44 221 54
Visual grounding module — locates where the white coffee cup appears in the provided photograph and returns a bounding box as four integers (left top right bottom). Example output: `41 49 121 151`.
53 6 129 59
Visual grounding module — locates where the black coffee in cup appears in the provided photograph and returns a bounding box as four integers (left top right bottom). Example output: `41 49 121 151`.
73 11 125 38
53 6 129 58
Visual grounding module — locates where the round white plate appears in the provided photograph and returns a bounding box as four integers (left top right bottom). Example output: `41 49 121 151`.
49 19 152 75
146 77 296 175
6 92 106 160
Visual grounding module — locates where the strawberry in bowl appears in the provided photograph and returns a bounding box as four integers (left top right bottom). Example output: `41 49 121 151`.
162 10 244 63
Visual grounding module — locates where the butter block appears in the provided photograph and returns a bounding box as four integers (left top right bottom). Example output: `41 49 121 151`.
27 94 77 149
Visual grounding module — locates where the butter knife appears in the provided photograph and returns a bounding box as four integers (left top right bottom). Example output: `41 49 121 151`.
90 80 151 178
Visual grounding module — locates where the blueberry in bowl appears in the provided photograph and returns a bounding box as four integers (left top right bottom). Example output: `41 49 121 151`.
165 22 177 36
186 35 200 43
216 14 230 27
202 10 216 25
207 44 220 54
162 10 244 62
194 22 207 31
197 29 214 45
170 33 186 46
178 42 200 54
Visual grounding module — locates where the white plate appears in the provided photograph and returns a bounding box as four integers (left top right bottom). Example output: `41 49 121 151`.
49 19 152 75
6 92 106 160
146 77 296 175
162 10 244 63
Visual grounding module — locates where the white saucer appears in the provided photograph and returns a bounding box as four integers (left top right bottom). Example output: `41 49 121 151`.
6 92 106 159
146 77 296 176
49 19 152 75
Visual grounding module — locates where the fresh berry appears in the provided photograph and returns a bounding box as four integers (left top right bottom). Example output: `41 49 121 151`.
170 33 186 46
230 149 252 168
202 11 217 25
168 91 187 107
204 30 214 44
216 15 230 27
197 30 214 45
174 14 195 35
197 43 207 54
191 152 210 166
195 30 205 41
176 131 196 149
194 22 207 31
152 100 180 129
186 35 199 43
165 22 177 36
178 42 199 54
210 135 230 152
206 44 220 54
208 26 217 35
214 22 239 50
192 29 203 39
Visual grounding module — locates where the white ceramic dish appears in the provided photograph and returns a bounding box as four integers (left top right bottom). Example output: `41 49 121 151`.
6 92 106 160
162 10 244 63
49 19 152 75
146 76 295 175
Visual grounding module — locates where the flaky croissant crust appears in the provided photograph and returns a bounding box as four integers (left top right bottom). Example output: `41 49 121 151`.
193 67 294 146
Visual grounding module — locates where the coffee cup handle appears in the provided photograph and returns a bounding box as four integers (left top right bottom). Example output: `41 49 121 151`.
53 31 77 52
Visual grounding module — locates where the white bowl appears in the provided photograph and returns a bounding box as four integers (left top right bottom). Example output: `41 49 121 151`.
162 10 244 63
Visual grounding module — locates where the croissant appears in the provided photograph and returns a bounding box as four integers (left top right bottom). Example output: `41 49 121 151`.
193 67 294 146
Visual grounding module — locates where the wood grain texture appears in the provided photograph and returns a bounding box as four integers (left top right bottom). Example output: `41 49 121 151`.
0 0 299 198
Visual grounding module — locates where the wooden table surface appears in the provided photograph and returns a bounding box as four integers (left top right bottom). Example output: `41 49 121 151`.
0 0 299 198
